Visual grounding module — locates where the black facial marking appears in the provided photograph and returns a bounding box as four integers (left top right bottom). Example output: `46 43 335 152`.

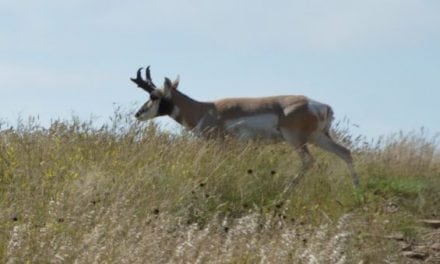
158 99 174 116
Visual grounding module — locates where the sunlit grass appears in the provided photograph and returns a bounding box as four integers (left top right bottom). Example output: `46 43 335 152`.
1 109 439 263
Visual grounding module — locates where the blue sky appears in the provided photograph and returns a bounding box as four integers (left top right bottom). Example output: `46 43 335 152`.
1 0 439 139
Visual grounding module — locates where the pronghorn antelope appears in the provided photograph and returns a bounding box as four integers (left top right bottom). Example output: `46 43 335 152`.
131 66 359 186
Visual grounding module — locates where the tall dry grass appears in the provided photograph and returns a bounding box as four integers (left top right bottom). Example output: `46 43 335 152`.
1 109 439 263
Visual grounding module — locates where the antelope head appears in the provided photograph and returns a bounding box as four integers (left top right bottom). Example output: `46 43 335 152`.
130 66 180 121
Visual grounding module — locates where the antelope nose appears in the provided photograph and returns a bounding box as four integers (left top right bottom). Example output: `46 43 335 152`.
135 112 141 118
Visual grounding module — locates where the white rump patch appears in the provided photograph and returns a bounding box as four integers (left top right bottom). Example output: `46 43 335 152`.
224 114 282 140
307 99 333 132
307 100 325 118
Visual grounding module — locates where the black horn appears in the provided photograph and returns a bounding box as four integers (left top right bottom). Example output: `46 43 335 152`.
146 66 154 84
130 66 156 93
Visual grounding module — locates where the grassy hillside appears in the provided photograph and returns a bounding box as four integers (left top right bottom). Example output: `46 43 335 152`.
1 111 439 263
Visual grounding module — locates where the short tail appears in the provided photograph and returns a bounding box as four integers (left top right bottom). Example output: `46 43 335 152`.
323 106 334 138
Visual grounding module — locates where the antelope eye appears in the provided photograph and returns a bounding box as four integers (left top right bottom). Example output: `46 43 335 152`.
150 94 160 101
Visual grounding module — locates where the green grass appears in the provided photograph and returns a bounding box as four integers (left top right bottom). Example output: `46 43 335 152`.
1 111 439 263
366 177 426 197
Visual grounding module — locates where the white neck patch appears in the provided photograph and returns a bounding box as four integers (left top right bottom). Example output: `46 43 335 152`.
170 106 180 119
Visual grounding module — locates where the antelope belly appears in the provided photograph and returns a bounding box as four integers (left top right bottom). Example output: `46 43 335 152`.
224 114 282 140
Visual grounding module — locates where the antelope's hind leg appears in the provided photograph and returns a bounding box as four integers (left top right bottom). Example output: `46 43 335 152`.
311 132 360 186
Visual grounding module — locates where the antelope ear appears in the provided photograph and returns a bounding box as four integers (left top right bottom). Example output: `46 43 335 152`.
172 75 180 90
163 77 174 97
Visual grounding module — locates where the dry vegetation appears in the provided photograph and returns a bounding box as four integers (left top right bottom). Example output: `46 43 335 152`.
1 109 440 263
